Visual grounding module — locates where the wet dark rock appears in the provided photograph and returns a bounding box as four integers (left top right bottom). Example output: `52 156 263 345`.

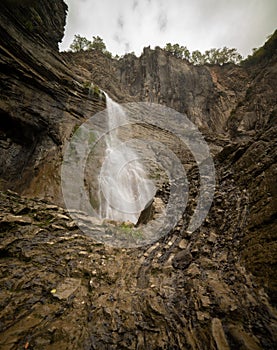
135 198 154 226
172 250 193 269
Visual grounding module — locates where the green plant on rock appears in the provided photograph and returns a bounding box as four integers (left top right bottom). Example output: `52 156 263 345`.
24 20 34 31
242 30 277 66
82 82 104 100
82 81 92 90
117 223 143 239
92 84 100 97
30 7 43 25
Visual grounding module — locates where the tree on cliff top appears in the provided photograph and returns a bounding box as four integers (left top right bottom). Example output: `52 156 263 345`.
164 43 190 60
69 35 90 52
69 35 112 58
242 30 277 66
164 43 242 65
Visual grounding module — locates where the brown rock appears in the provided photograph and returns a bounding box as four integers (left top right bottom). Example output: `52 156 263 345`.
172 250 193 269
135 198 154 226
212 318 230 350
52 278 82 300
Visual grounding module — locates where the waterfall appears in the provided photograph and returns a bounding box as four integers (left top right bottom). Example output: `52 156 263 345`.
98 94 156 224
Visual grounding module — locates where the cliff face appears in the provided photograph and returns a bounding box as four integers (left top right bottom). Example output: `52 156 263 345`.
0 0 105 203
1 0 67 50
0 1 277 349
68 39 276 138
116 48 249 134
66 48 249 134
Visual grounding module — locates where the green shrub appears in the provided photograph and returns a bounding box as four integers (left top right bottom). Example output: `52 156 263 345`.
242 30 277 66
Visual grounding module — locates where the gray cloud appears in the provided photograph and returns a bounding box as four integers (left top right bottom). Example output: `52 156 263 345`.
124 42 131 52
113 33 123 45
117 15 124 30
60 0 277 58
158 12 167 32
132 0 138 10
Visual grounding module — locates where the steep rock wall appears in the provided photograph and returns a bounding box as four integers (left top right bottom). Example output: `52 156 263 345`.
66 48 250 134
115 47 249 134
0 0 105 203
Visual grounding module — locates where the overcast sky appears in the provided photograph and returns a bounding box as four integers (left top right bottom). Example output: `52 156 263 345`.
60 0 276 57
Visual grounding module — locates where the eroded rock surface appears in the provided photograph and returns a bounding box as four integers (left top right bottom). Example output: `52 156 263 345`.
0 190 276 349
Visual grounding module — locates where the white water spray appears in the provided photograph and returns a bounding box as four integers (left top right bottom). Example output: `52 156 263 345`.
98 94 156 223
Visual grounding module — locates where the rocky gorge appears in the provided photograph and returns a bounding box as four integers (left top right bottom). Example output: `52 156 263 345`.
0 0 276 349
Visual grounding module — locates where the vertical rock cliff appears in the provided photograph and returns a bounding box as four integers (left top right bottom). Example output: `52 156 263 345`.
0 0 105 203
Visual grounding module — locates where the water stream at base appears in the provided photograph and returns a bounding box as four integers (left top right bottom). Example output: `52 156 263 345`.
98 94 156 224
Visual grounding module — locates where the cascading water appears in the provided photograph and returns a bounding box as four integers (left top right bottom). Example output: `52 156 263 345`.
98 94 156 224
